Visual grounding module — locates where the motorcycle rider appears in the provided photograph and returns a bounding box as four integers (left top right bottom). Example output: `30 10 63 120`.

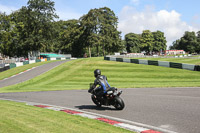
88 69 111 97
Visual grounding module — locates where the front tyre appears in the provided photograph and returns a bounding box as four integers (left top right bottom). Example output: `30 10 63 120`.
114 96 125 110
91 95 101 107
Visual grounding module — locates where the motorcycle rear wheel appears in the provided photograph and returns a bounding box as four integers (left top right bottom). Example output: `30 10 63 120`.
114 96 125 110
91 95 101 107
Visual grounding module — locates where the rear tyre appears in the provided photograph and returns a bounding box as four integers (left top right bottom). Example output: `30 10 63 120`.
91 95 101 107
114 96 125 110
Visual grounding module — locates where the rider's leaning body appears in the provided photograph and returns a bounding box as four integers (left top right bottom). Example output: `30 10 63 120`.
88 69 111 96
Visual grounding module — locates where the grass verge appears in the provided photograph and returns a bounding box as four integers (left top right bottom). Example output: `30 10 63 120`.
0 100 131 133
0 60 58 80
1 57 200 93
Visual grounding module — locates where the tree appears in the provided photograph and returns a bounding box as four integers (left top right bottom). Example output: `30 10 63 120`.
140 30 154 54
152 30 167 54
170 31 200 53
57 19 84 57
80 7 121 57
170 39 180 50
0 12 23 57
179 31 198 53
125 33 141 53
9 0 58 57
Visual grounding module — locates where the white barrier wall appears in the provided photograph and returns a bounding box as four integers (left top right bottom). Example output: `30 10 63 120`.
61 58 65 60
110 57 116 61
50 58 56 60
29 60 36 64
182 64 195 71
123 58 131 63
158 61 170 67
139 59 148 65
15 62 23 67
41 59 45 62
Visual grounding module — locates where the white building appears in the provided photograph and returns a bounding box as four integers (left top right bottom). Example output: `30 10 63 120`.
165 50 185 55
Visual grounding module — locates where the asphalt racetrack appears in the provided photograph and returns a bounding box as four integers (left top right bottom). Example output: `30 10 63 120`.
1 61 200 133
0 60 70 88
1 88 200 133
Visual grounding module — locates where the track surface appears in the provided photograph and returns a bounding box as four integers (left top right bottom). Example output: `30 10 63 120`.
0 60 70 88
1 87 200 133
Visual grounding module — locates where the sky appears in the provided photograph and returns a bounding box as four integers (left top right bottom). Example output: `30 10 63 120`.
0 0 200 48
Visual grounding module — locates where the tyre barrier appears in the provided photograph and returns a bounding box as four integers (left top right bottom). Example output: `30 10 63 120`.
104 56 200 72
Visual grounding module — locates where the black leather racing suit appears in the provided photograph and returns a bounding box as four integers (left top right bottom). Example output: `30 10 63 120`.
89 75 111 96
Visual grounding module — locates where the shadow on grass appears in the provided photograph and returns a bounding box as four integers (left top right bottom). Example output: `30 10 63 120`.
75 105 117 111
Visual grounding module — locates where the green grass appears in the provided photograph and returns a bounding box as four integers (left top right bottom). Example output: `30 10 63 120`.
132 57 200 65
0 60 58 80
0 100 131 133
1 57 200 93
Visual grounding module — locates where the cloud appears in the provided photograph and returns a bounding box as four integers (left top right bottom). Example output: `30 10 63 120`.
118 6 199 48
130 0 140 6
0 4 18 14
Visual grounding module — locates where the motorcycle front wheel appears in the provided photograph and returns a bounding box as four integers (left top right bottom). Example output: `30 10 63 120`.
113 96 125 110
91 95 101 107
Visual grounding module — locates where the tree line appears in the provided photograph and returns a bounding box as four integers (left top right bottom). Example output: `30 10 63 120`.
125 30 167 55
170 31 200 54
0 0 177 58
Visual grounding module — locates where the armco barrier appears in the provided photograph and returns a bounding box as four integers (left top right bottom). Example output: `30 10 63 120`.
104 56 200 72
50 57 56 60
104 56 110 60
110 57 116 61
170 62 182 69
139 59 148 65
148 60 158 66
41 59 45 62
29 60 36 64
194 65 200 71
182 64 195 71
158 61 170 67
123 58 131 63
9 63 16 69
116 58 123 62
15 62 23 67
130 59 139 64
0 66 9 72
36 59 41 62
23 61 29 65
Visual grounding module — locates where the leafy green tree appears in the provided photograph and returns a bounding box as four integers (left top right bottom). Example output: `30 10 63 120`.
80 7 121 57
125 33 141 53
196 31 200 53
0 13 23 57
152 30 167 54
57 19 84 57
140 30 154 54
9 0 58 57
170 31 199 53
170 39 180 50
179 31 198 53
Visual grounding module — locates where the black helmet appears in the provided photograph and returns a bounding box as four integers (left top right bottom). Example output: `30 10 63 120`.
94 69 101 78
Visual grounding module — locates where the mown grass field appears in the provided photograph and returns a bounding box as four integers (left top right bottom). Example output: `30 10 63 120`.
0 100 131 133
0 60 58 80
1 57 200 93
132 57 200 65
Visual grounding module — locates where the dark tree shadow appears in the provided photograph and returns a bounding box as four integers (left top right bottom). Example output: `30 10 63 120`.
75 105 116 111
